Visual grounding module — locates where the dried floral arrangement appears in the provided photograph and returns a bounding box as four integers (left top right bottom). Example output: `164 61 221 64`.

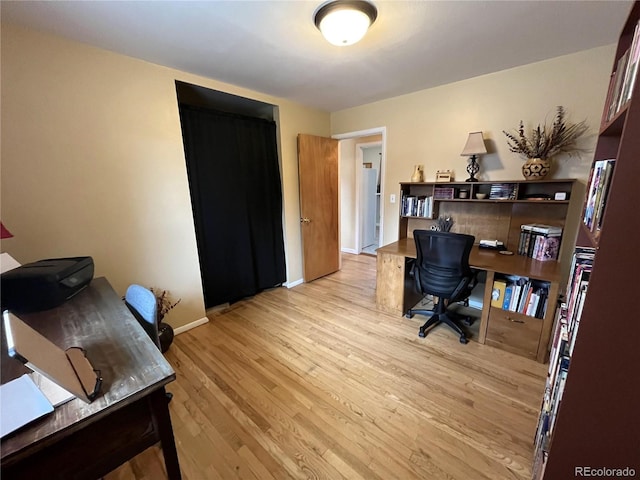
150 287 181 318
436 216 454 232
503 106 588 159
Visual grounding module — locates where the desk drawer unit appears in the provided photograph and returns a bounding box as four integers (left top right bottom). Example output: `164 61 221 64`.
485 308 543 360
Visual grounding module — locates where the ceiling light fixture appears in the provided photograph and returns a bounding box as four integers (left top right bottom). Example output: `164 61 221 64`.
314 0 377 47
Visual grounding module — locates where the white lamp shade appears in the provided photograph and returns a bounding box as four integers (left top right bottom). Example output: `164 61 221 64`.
319 8 372 46
460 132 487 156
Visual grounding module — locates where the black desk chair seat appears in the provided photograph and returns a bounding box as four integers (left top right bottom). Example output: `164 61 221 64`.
406 230 478 344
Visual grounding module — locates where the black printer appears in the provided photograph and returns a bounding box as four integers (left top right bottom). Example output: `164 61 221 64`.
1 257 94 313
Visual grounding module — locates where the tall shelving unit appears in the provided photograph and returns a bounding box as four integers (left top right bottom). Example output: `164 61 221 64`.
398 179 575 254
393 179 577 362
534 2 640 477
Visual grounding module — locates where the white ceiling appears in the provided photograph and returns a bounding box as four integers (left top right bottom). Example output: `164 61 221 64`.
1 1 633 112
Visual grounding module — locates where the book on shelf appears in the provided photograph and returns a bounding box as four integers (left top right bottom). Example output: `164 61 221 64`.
526 289 544 317
505 275 526 313
495 275 549 318
518 224 563 260
502 284 513 310
601 71 617 127
533 300 571 475
621 20 640 108
583 162 603 228
509 283 522 312
592 160 615 235
401 195 415 217
535 235 561 262
583 160 615 233
528 224 563 235
566 266 592 342
568 282 588 356
532 248 595 464
549 306 569 375
536 292 549 319
402 195 433 218
610 47 630 119
605 19 640 123
491 279 507 308
489 183 518 200
519 284 530 313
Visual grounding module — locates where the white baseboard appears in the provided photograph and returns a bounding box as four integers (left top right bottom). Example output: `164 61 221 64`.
285 278 304 288
341 247 358 254
173 317 209 335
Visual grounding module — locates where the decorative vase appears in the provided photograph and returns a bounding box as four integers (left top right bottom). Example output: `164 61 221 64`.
522 157 551 180
158 322 174 353
411 165 424 183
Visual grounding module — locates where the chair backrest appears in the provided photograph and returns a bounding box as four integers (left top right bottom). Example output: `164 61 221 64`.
124 284 160 348
413 230 475 300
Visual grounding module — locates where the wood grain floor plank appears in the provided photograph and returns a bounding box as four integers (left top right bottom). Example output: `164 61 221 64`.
105 253 546 480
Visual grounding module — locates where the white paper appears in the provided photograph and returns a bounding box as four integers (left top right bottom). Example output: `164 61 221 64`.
29 371 75 407
0 374 54 438
0 252 21 274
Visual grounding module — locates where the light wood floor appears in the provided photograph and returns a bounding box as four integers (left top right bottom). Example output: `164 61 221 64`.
106 253 547 480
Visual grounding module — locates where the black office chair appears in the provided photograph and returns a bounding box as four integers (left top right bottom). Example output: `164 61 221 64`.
406 230 478 344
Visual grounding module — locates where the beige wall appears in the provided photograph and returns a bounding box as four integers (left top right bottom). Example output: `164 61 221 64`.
1 24 330 329
1 24 617 327
331 45 616 262
339 138 358 252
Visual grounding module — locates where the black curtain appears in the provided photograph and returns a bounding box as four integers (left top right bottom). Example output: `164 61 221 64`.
178 105 286 307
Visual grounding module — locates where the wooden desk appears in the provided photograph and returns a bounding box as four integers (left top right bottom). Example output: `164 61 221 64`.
376 239 561 362
1 277 181 479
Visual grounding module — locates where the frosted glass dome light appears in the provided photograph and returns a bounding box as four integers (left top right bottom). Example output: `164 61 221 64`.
314 1 377 47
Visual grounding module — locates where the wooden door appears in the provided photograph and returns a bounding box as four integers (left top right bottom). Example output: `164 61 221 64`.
297 134 340 282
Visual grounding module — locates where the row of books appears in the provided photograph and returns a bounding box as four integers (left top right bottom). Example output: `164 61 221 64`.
489 182 518 200
603 18 640 124
532 247 595 478
401 195 433 218
518 224 563 261
583 159 615 236
532 307 568 479
491 276 550 319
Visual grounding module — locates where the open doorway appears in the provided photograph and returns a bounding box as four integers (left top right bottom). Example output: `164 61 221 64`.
334 127 387 256
357 142 382 255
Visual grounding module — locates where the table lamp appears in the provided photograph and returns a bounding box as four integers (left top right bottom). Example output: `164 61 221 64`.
460 132 487 182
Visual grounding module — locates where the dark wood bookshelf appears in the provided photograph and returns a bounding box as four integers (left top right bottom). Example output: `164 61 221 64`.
398 179 576 255
537 2 640 477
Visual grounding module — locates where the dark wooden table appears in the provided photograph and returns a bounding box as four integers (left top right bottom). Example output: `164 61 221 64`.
1 277 181 479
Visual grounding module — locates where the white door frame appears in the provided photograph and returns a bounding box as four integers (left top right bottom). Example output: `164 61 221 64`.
355 140 382 252
333 127 387 254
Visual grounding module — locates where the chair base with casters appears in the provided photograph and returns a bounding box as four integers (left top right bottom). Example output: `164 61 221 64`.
406 299 474 344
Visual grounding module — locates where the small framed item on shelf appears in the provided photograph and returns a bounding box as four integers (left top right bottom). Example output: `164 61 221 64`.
433 187 455 200
554 192 569 201
435 170 454 182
